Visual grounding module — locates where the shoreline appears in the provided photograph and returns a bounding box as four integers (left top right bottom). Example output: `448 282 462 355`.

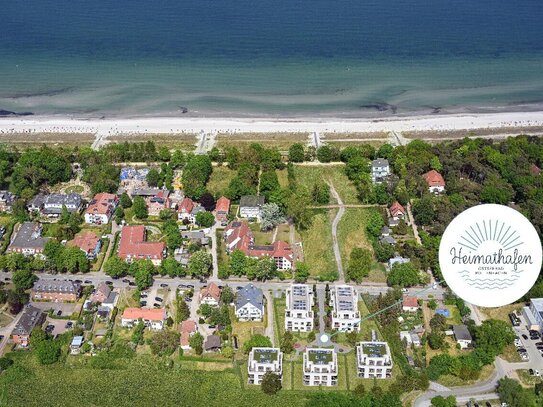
1 111 543 136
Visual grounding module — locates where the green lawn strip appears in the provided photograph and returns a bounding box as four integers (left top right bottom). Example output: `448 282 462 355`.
293 165 359 205
207 166 237 197
298 209 337 280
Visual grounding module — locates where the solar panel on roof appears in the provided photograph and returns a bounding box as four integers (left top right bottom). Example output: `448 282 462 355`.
293 300 307 310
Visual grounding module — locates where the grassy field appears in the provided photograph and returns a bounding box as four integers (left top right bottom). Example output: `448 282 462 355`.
293 165 359 205
276 223 291 243
276 169 289 189
480 302 523 322
230 308 267 348
0 352 307 407
207 166 236 197
298 209 337 281
109 133 197 150
437 363 495 388
517 369 543 387
249 223 275 245
0 132 95 147
216 132 308 150
323 132 389 140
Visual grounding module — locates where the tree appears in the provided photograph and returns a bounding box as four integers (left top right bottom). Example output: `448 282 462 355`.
161 257 184 277
346 248 372 282
316 145 332 163
104 256 129 278
133 196 148 219
261 372 282 395
430 395 456 407
115 206 125 223
176 296 190 323
474 319 515 358
188 250 212 277
427 332 445 350
387 262 419 287
146 168 161 187
229 250 247 276
195 211 214 228
12 268 37 290
289 144 305 162
260 203 286 231
428 299 438 310
131 320 145 345
220 286 235 305
497 377 536 407
182 155 213 199
311 182 330 204
189 332 204 355
412 196 434 226
60 246 90 273
430 314 447 332
134 260 155 290
280 330 294 354
149 330 180 356
35 340 61 365
253 257 277 281
243 334 272 354
120 192 132 208
170 150 185 168
286 190 313 230
199 303 214 318
294 262 310 283
199 192 216 211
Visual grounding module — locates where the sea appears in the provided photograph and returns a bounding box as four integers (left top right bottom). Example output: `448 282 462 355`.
1 0 543 118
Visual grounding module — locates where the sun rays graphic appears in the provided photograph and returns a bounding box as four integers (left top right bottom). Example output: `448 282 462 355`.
458 219 523 252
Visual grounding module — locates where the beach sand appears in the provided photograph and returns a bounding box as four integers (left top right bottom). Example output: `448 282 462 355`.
1 111 543 138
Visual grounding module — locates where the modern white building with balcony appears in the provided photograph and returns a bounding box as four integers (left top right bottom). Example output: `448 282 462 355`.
285 284 314 332
331 285 360 332
356 341 393 379
303 348 338 386
247 347 283 385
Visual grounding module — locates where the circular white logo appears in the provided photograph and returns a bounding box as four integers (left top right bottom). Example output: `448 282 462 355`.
439 204 542 308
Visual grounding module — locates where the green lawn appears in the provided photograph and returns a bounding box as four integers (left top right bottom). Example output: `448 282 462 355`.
0 352 306 407
249 223 275 245
298 209 337 281
276 169 289 189
293 165 359 205
207 166 237 197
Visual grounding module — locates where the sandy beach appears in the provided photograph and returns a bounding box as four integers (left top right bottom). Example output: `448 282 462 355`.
1 111 543 136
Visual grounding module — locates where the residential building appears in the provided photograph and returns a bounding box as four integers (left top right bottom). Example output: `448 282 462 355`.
389 201 406 220
90 282 111 304
371 158 390 184
7 222 48 256
215 196 230 225
101 291 118 310
177 197 204 224
402 296 419 312
356 341 393 379
181 230 209 246
235 283 264 321
121 307 167 330
67 231 101 260
145 190 171 216
379 235 396 246
27 193 82 217
224 221 293 270
118 225 165 265
200 282 221 306
70 336 84 354
0 190 16 213
331 285 360 332
239 195 265 221
400 331 422 348
10 305 45 347
31 279 81 302
380 226 391 237
179 320 198 350
387 256 410 270
526 298 543 332
247 347 283 385
131 187 164 198
453 324 473 349
285 284 314 332
204 335 222 352
303 348 338 386
423 170 446 193
85 192 118 225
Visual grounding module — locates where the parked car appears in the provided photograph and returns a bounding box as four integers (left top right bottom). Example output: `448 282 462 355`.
509 313 521 326
122 279 130 283
128 282 136 286
56 310 62 316
140 301 147 307
522 334 529 340
153 303 161 308
155 297 163 302
45 325 54 333
74 279 82 284
65 321 73 329
160 283 169 288
187 285 194 289
105 281 113 285
84 280 92 284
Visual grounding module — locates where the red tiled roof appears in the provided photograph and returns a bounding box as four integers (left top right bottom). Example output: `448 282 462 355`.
178 197 194 214
224 222 292 261
423 170 446 187
216 196 230 213
200 282 221 302
402 296 418 308
86 192 118 215
122 307 166 321
68 231 100 254
179 319 197 346
389 201 406 217
118 225 165 260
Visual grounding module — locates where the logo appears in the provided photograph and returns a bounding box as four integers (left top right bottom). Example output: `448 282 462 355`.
439 204 542 308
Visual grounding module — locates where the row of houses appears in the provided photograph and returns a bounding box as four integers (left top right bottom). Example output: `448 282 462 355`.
247 341 393 386
224 221 294 270
370 159 446 193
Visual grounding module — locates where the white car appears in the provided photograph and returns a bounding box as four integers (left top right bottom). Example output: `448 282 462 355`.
514 339 522 347
535 369 540 376
401 288 409 293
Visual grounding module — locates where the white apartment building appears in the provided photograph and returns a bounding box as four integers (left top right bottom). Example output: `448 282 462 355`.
303 348 338 386
247 347 283 385
371 158 390 184
285 284 314 332
356 341 393 379
331 285 360 332
527 298 543 332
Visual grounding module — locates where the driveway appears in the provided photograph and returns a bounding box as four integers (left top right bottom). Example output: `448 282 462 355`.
31 301 77 316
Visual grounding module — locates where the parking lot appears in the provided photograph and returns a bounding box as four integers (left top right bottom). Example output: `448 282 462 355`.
44 317 76 337
510 311 543 370
30 301 78 316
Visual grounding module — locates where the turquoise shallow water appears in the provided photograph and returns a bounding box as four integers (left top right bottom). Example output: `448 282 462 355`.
1 0 543 117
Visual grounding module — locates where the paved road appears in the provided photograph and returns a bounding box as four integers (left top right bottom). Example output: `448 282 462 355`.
0 310 22 356
209 224 219 281
329 183 346 283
